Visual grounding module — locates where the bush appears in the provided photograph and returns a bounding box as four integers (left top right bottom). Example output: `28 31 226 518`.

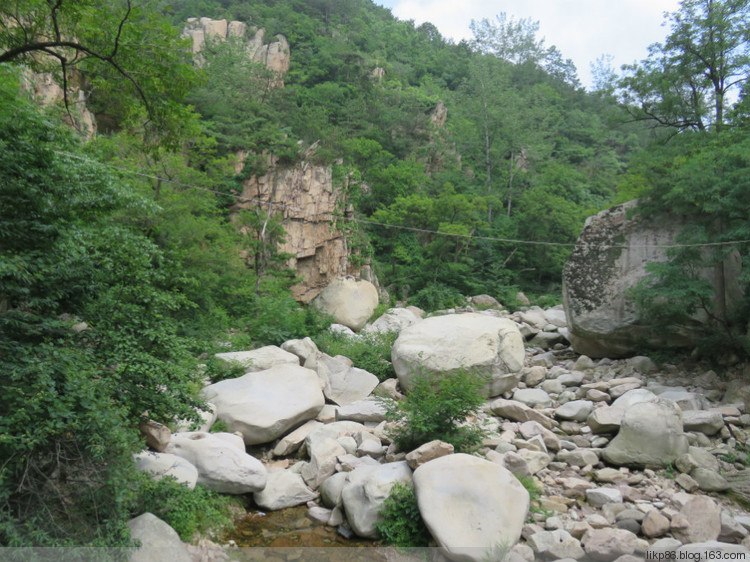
128 475 239 541
409 283 466 312
374 483 430 547
382 368 487 452
313 330 398 382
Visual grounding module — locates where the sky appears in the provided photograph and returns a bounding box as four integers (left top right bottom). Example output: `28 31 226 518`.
374 0 682 89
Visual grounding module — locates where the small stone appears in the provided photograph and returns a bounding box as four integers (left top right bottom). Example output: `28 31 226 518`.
642 510 670 538
675 473 699 492
586 487 623 507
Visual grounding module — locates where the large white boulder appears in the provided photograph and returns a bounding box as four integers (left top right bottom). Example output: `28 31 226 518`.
341 461 413 539
214 345 300 372
602 398 689 468
127 513 191 562
413 453 529 562
312 277 379 331
133 451 199 489
165 432 267 494
202 365 324 445
392 313 525 397
562 200 743 357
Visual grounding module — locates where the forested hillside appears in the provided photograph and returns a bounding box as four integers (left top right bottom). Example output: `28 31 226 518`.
1 0 749 547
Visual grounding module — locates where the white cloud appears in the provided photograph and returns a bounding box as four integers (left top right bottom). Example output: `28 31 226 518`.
380 0 681 88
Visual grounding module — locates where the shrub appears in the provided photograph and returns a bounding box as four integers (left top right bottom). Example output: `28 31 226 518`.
382 368 487 452
409 283 466 312
375 483 431 547
128 475 239 541
314 330 398 382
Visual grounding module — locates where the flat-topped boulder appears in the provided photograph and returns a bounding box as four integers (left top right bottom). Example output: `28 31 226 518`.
202 365 324 445
392 313 525 397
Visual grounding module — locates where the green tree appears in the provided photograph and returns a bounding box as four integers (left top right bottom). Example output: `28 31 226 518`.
0 72 206 545
620 0 750 132
0 0 199 147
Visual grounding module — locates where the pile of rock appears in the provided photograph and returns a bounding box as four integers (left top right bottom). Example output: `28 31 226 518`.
131 300 750 562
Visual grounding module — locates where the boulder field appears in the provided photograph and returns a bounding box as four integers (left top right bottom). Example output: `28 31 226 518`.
131 303 750 562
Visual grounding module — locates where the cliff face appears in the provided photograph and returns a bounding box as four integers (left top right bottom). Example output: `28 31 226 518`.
233 159 362 303
182 18 290 85
20 70 97 139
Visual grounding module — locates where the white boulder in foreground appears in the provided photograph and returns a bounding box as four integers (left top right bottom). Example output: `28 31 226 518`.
413 453 529 562
202 365 324 445
392 313 525 397
165 432 266 494
127 512 191 562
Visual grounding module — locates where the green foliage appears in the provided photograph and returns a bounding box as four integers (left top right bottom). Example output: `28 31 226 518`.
128 476 238 540
383 369 487 452
409 283 466 312
517 476 548 522
0 74 205 546
204 358 248 384
720 445 750 466
314 330 398 382
626 130 750 359
374 482 431 547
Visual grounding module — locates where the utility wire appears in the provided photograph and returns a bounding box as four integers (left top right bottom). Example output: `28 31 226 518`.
54 149 750 251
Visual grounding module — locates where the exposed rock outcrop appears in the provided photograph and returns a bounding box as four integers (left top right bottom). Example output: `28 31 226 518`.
182 17 290 83
20 70 96 139
562 200 743 358
234 160 365 302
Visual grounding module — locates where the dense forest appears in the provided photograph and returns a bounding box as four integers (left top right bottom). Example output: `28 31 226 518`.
1 0 749 547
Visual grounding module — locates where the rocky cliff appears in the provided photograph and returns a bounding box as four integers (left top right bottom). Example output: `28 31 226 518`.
233 158 364 303
182 17 290 85
20 70 96 139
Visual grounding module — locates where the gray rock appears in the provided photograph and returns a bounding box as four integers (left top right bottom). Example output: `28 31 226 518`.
392 313 525 397
588 406 624 434
586 487 623 507
672 495 722 544
165 432 266 494
341 461 412 539
335 398 389 423
558 448 599 468
413 453 529 562
514 388 554 408
253 470 318 510
681 410 724 436
312 277 379 331
133 451 198 490
611 389 657 410
582 528 639 561
202 365 324 445
490 398 556 429
602 399 688 468
555 400 594 422
127 513 192 562
320 472 348 508
527 529 585 560
214 345 300 372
